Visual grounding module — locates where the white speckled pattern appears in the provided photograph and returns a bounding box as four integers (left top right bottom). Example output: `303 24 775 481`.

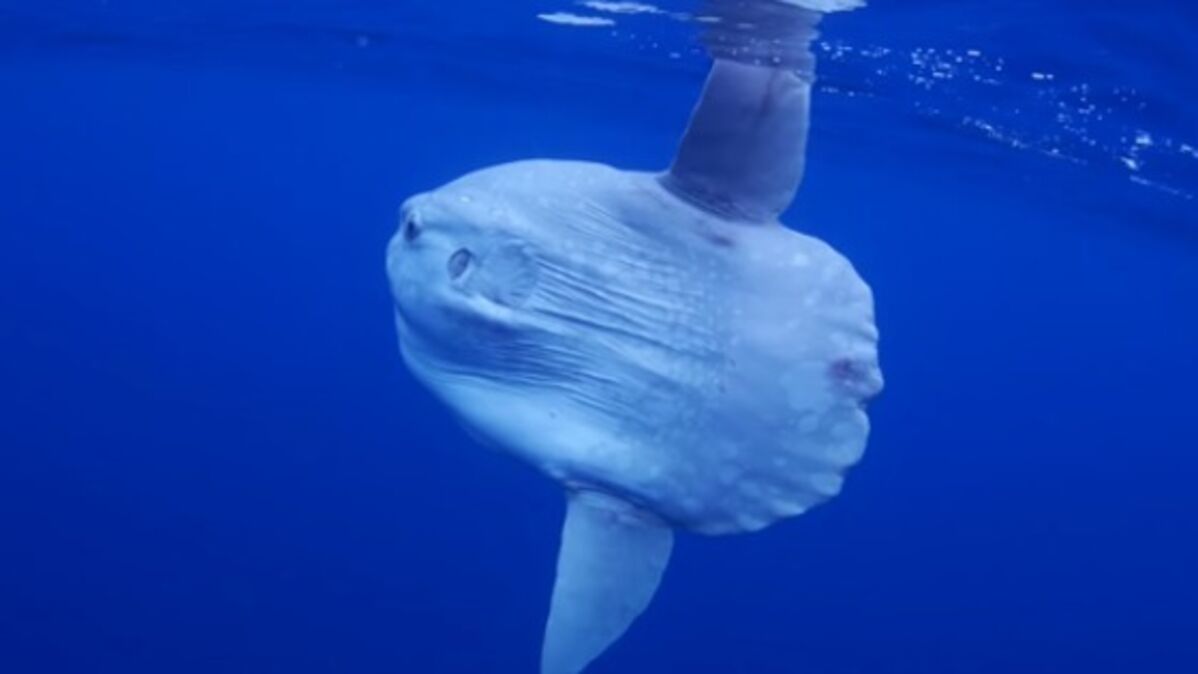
387 159 881 535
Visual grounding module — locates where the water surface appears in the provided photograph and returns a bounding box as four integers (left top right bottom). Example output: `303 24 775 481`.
1 1 1195 672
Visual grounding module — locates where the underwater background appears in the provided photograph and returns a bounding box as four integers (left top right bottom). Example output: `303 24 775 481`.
1 1 1196 672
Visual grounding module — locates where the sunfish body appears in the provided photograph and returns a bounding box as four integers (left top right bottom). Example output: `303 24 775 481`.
386 2 881 673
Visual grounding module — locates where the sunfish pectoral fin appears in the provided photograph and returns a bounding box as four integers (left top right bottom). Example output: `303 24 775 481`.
661 1 824 223
541 491 674 674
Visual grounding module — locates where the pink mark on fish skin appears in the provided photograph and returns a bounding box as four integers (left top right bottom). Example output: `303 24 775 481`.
828 357 862 382
828 357 882 403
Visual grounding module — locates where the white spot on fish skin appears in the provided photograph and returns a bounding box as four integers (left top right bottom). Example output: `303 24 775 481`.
737 513 769 531
826 437 866 464
810 473 844 497
773 502 809 518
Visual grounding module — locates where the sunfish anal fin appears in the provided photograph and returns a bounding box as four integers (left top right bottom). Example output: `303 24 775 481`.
541 491 674 674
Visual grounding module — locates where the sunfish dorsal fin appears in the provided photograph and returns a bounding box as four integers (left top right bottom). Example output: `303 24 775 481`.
541 491 674 674
662 2 824 222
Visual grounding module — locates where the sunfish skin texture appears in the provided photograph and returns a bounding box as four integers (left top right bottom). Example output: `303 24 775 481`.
387 159 882 535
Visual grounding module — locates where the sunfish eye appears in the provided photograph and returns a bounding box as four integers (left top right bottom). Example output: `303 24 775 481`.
447 248 474 280
403 217 422 242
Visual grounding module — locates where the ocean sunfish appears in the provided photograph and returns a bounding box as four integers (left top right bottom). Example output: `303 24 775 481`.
386 1 881 672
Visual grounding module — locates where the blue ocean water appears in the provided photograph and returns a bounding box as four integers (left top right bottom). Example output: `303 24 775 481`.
1 1 1195 672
